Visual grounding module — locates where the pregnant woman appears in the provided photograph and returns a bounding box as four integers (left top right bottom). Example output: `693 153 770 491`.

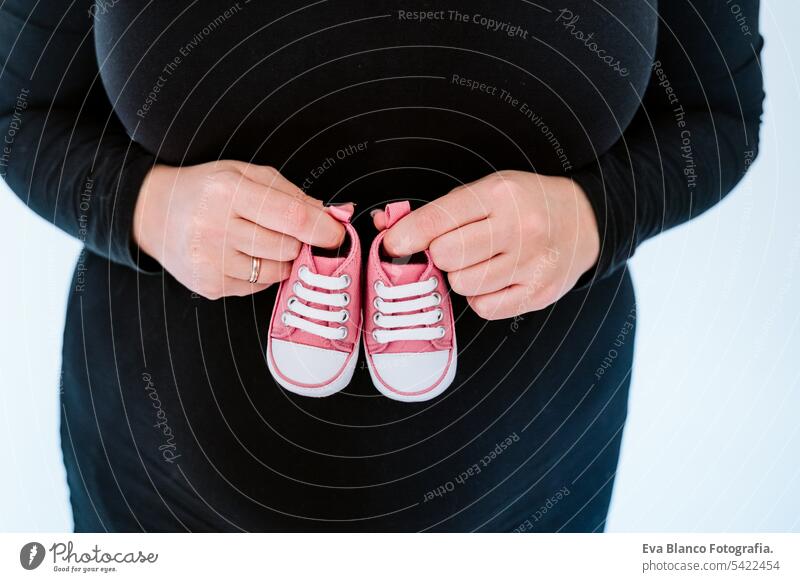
0 1 762 531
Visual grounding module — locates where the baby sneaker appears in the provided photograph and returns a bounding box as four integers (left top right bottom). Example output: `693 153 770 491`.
364 201 457 402
267 203 361 397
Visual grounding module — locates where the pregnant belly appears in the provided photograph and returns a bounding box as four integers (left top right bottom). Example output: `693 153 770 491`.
95 1 656 201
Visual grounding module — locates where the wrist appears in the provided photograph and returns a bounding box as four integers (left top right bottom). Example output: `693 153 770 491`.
568 177 601 275
133 164 173 261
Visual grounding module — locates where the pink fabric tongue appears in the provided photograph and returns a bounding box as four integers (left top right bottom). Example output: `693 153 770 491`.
312 255 343 277
383 201 412 229
382 260 426 285
380 202 425 284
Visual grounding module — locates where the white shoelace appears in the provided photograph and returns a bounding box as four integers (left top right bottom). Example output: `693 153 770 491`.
282 266 351 341
372 276 445 344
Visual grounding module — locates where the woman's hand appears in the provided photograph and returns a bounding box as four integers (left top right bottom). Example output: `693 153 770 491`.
133 160 344 299
374 171 600 320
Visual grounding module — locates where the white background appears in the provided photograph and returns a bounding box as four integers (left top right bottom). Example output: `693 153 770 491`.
1 3 798 532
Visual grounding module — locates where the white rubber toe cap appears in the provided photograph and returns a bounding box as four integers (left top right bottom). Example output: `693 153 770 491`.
370 349 455 401
270 339 348 385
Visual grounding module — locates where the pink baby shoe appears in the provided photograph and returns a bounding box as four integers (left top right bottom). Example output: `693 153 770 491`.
267 203 361 397
364 201 457 402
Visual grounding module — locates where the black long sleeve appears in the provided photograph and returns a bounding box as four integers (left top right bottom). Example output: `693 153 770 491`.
0 0 155 271
570 0 764 286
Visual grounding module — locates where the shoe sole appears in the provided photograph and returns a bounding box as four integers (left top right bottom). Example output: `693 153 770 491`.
266 337 360 398
365 338 458 403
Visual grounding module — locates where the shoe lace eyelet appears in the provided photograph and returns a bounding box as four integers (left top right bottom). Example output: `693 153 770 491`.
374 280 384 293
340 310 349 323
287 296 297 307
373 312 381 326
372 330 380 342
428 276 438 287
292 281 302 294
281 311 289 325
373 297 382 310
432 292 442 305
337 326 348 340
340 274 351 287
435 308 443 322
341 292 350 306
436 326 446 338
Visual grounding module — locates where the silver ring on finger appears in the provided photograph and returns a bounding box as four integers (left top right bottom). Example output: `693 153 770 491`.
248 256 261 283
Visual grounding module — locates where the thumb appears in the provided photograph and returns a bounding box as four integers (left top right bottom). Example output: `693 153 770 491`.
383 187 490 256
238 163 323 206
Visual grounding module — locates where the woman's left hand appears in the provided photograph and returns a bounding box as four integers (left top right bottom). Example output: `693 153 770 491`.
374 171 600 320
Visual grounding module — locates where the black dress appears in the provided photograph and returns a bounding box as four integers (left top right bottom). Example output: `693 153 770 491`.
0 0 763 531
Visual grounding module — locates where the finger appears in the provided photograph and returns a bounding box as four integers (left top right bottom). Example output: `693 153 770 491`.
383 184 491 256
466 285 530 320
429 219 505 272
228 217 302 262
224 252 293 285
232 181 345 248
447 254 525 297
467 279 564 320
371 209 387 231
219 277 273 298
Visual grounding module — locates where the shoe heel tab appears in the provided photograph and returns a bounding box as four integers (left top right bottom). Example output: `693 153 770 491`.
326 202 355 223
383 201 411 229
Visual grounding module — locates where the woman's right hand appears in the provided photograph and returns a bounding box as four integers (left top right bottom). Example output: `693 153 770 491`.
132 160 344 299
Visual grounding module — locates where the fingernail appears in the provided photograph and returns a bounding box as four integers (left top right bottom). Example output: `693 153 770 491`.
369 209 380 218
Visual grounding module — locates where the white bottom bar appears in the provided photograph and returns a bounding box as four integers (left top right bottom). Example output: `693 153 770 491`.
1 533 798 581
